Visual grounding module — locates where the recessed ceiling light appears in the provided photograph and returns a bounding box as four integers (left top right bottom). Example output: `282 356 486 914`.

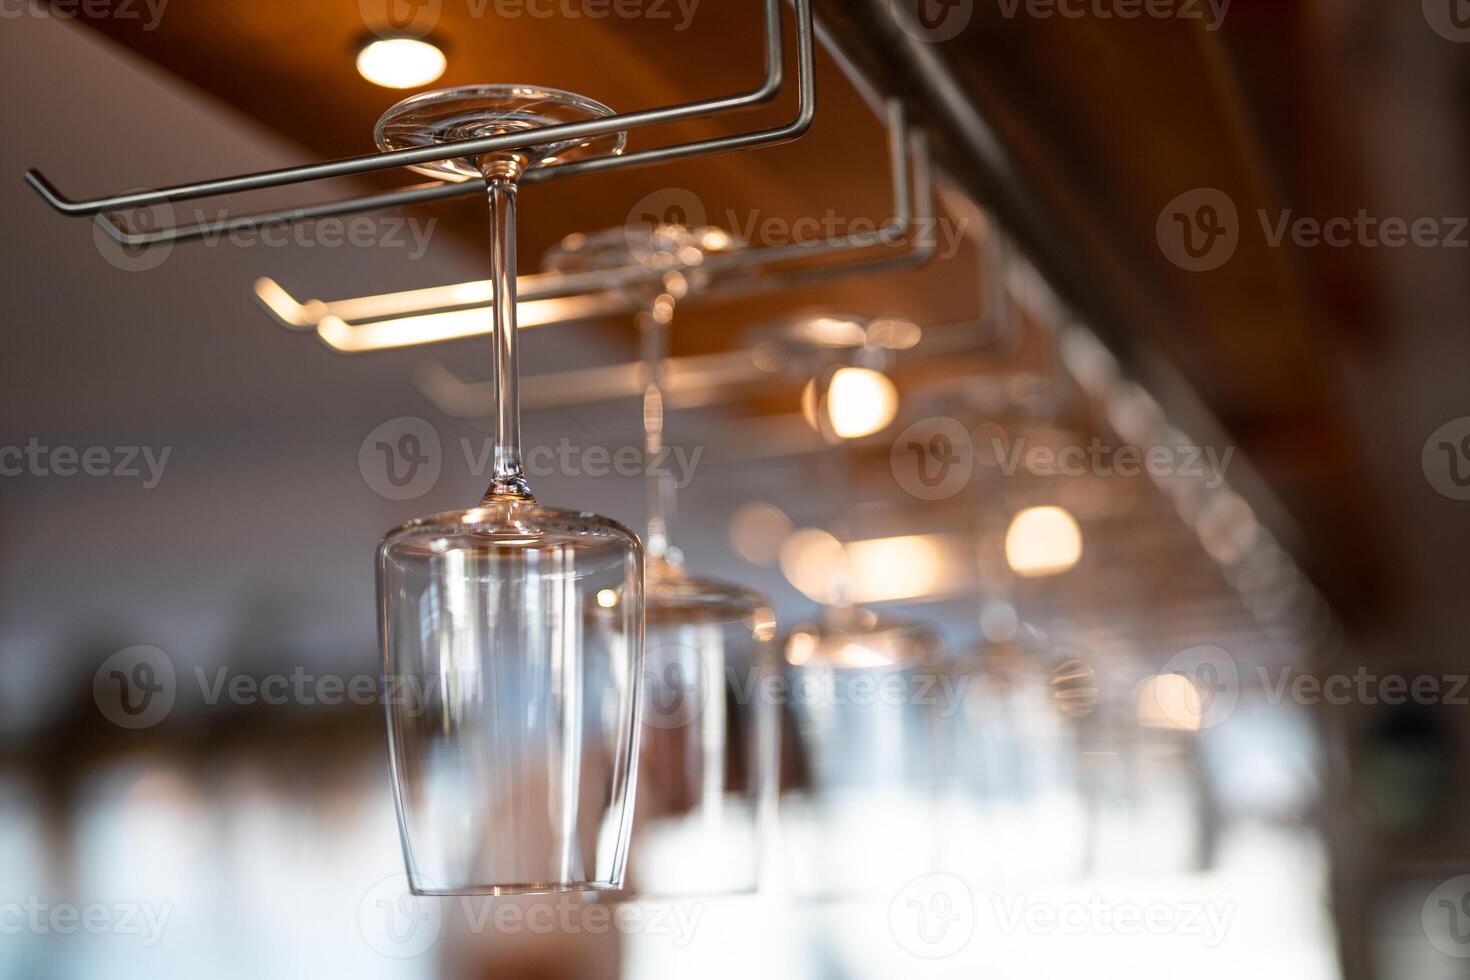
356 37 447 90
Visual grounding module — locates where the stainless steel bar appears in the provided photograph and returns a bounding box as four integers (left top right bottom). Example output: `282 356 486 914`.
281 125 932 349
420 308 991 418
25 0 791 216
260 97 919 335
255 267 657 329
703 100 914 274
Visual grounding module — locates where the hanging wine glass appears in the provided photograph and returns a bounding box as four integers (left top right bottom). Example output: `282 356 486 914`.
374 86 645 896
540 223 779 898
742 313 944 901
899 371 1094 884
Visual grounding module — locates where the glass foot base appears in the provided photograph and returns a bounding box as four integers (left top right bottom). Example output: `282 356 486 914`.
374 84 627 182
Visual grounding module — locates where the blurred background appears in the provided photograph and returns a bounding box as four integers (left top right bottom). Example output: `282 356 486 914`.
3 0 1469 977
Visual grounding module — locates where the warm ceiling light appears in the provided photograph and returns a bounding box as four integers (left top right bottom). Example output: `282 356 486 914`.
778 529 957 605
729 501 793 567
778 528 849 605
1137 674 1204 732
1004 505 1083 578
845 535 952 603
356 38 447 90
802 366 899 440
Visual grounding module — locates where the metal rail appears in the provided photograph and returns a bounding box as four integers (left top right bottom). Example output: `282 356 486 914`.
297 126 931 352
257 106 934 350
24 0 814 245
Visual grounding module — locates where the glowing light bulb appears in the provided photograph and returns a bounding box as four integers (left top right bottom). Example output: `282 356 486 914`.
356 38 447 89
1137 673 1204 732
803 367 899 440
1004 505 1083 577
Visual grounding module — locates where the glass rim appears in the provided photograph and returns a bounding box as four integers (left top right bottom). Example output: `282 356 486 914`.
379 503 642 546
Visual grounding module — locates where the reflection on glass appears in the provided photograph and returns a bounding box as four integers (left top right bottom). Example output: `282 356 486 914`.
375 85 644 895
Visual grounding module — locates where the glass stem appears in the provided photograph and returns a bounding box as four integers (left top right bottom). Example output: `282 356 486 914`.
818 376 857 623
482 167 532 501
639 288 678 573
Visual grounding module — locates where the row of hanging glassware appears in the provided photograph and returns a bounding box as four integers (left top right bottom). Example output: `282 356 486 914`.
369 84 1225 903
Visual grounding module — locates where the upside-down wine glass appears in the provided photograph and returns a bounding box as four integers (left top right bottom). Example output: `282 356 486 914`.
746 313 944 901
542 224 779 897
374 85 645 896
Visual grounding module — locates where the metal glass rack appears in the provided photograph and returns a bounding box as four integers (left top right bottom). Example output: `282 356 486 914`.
258 95 933 352
23 0 813 246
